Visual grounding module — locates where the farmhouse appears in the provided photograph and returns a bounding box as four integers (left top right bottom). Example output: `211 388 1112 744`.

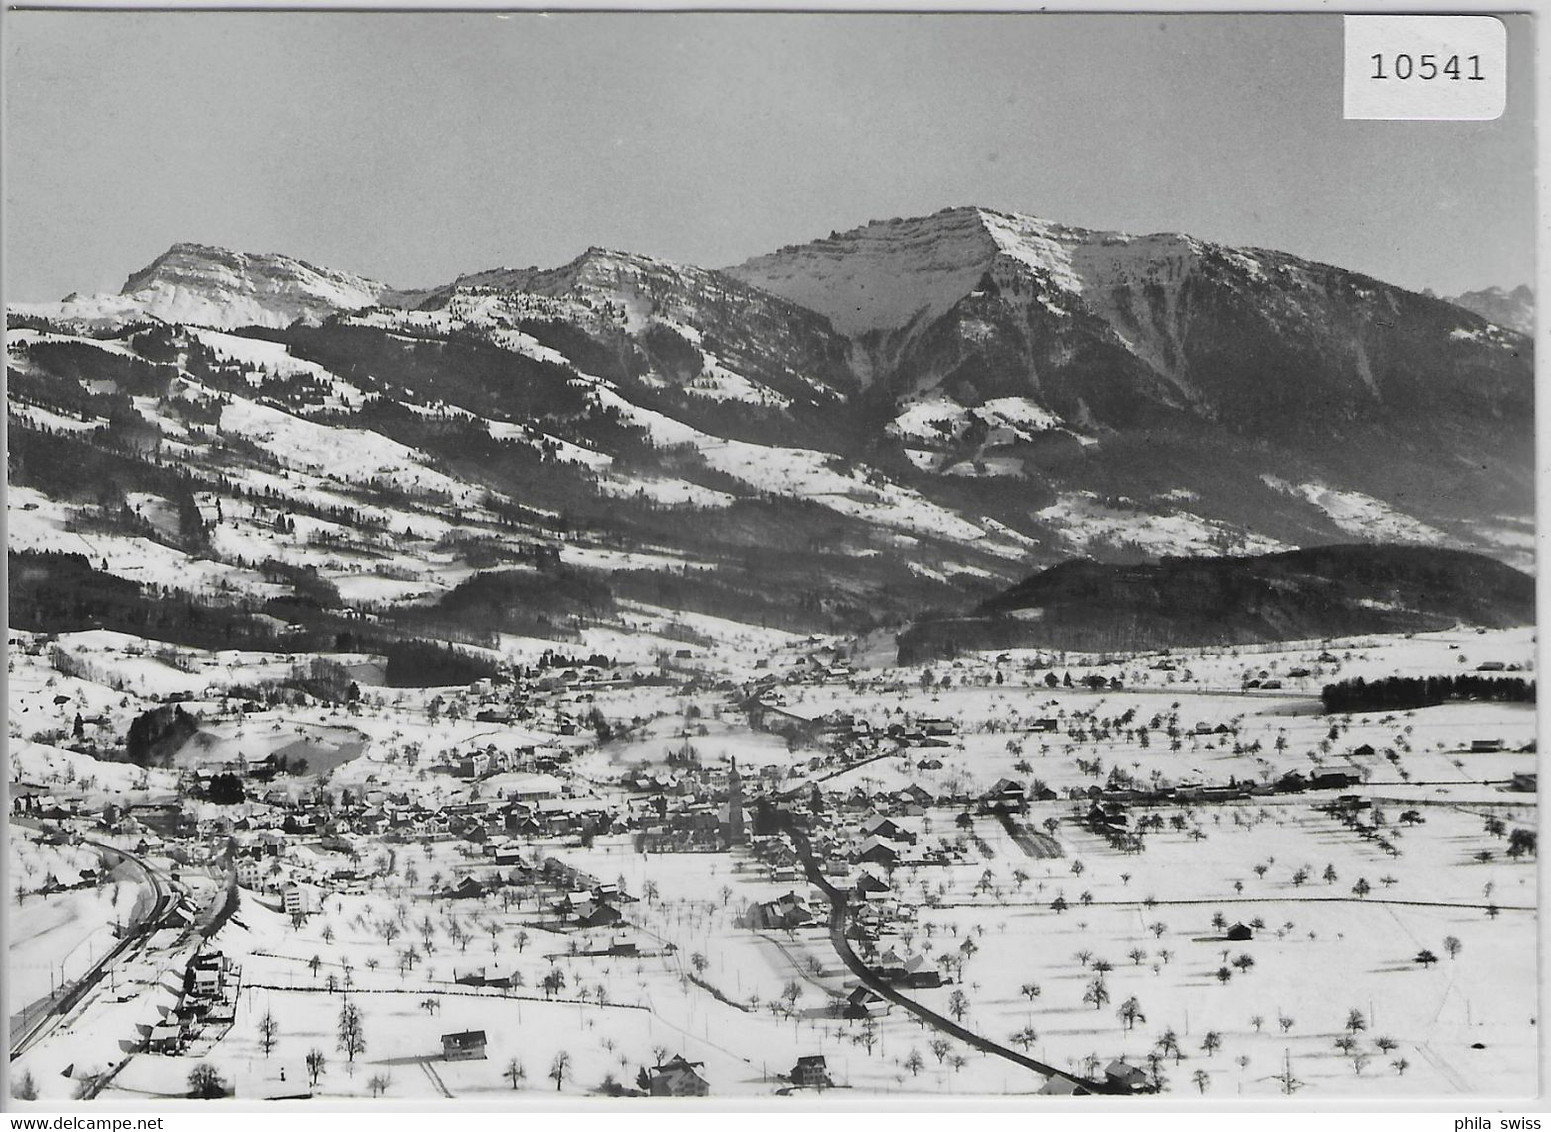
576 902 623 930
1104 1060 1149 1092
979 778 1026 815
441 1030 488 1061
854 872 892 900
443 875 485 900
854 836 901 868
1309 770 1361 790
790 1054 831 1088
843 987 891 1019
859 814 916 844
146 1022 183 1055
645 1054 710 1096
749 891 815 930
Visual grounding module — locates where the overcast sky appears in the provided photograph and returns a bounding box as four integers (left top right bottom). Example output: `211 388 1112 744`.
3 12 1536 301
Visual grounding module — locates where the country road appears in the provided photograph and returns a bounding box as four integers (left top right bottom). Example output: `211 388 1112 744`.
788 828 1130 1096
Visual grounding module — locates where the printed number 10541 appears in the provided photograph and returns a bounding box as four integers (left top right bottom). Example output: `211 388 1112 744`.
1370 53 1485 80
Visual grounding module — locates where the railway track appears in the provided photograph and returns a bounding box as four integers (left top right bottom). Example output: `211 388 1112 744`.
9 838 177 1061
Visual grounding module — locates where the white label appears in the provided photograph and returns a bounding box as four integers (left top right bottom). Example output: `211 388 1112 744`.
1344 15 1507 121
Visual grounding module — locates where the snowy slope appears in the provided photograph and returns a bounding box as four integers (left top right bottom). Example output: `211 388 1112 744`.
731 207 1010 336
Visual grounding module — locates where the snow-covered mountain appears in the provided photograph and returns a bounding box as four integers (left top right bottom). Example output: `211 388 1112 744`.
6 209 1536 654
1440 283 1534 336
408 245 859 410
730 205 1527 433
10 243 413 330
728 206 1532 565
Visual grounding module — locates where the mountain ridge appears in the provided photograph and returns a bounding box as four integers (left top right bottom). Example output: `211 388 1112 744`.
7 207 1534 633
1439 283 1534 335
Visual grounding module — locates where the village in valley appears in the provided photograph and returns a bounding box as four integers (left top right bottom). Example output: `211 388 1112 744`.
3 12 1540 1108
7 620 1538 1100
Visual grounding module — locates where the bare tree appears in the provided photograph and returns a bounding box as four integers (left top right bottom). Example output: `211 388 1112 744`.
781 979 803 1013
1082 976 1110 1011
259 1011 279 1057
337 1001 367 1069
1118 996 1145 1030
948 988 969 1021
549 1051 571 1091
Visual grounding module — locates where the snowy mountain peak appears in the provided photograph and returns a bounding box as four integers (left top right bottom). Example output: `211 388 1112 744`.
120 242 388 305
444 245 695 303
728 205 1193 336
730 207 1015 336
13 242 400 331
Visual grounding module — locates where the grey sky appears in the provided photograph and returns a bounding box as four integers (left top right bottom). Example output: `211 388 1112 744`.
2 12 1536 301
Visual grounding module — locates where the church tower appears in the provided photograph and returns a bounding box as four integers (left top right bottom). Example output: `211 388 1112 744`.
726 757 746 846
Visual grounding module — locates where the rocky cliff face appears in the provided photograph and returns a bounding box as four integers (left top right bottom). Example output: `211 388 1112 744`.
730 206 1529 439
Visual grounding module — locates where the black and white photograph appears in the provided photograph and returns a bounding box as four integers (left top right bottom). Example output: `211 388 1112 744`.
1 7 1540 1108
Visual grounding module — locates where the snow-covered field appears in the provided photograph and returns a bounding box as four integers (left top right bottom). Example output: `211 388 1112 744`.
8 837 147 1009
5 624 1537 1099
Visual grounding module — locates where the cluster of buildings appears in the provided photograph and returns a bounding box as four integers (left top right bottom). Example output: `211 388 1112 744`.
629 756 747 853
145 947 241 1056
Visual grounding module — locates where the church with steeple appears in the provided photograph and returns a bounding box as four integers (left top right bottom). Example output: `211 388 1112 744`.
722 757 746 847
